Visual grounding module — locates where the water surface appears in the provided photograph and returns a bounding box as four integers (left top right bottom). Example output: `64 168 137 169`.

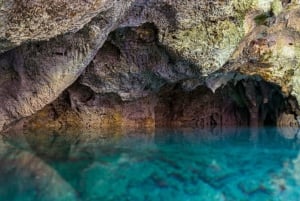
1 127 300 201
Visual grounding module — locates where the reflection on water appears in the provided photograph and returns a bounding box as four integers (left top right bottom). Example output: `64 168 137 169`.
1 127 300 201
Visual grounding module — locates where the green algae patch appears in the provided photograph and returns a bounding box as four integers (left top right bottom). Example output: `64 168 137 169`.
160 0 282 75
289 44 300 103
232 0 257 13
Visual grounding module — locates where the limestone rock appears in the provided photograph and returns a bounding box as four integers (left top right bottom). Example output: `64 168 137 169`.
0 0 126 52
2 0 300 132
120 0 283 75
0 0 132 131
79 23 198 101
230 4 300 106
23 74 294 131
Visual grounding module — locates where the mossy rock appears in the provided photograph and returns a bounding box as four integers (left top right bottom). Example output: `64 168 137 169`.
162 18 244 74
271 0 283 16
158 0 282 75
232 0 257 13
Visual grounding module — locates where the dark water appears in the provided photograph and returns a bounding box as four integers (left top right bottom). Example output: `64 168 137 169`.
1 127 300 201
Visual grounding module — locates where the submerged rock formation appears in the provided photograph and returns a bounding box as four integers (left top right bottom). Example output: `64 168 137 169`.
0 0 300 132
0 135 78 201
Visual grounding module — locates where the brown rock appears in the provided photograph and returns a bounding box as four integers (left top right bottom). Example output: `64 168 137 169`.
0 1 132 131
0 0 132 52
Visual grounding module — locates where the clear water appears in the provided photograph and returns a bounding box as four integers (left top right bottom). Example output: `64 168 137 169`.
1 127 300 201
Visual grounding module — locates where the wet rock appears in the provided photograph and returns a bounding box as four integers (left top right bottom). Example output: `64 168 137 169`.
23 73 294 130
155 76 288 128
278 113 299 127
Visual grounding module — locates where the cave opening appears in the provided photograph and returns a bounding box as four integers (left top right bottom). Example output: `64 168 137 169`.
154 75 296 128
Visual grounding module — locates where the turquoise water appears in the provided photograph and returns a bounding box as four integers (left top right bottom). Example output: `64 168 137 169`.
1 128 300 201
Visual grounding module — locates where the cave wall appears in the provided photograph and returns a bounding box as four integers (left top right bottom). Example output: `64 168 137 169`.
0 0 132 130
23 75 298 132
0 0 300 132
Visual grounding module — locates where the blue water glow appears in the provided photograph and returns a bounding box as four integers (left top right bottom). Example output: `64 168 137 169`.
1 127 300 201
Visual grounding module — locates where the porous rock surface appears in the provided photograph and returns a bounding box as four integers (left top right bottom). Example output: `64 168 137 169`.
0 0 120 52
0 0 132 131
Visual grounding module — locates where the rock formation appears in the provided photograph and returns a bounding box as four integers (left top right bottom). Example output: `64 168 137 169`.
0 0 129 52
0 135 78 201
0 0 300 132
0 0 132 130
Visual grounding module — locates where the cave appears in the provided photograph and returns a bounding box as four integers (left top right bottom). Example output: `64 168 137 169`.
1 0 300 200
155 78 289 128
17 20 299 131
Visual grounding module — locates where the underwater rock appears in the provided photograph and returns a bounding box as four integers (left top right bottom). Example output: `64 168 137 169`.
0 135 78 201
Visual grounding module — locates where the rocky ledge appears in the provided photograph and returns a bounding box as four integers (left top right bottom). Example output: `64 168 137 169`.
0 0 300 133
